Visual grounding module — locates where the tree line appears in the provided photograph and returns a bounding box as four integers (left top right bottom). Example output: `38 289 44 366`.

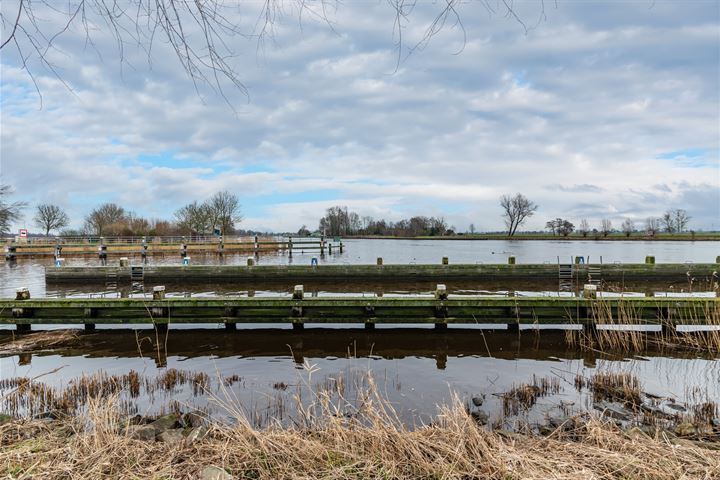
0 186 242 237
544 208 691 238
315 206 451 237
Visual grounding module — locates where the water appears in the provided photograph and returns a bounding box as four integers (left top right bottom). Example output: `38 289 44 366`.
2 238 718 298
1 239 718 425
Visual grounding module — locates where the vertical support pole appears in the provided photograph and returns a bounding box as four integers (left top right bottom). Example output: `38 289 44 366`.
15 288 31 332
153 286 166 300
247 257 255 266
292 285 304 330
320 236 325 256
508 256 516 265
288 237 293 258
339 241 343 253
254 235 259 255
583 284 597 299
328 244 333 255
442 256 449 265
377 257 383 266
645 255 655 265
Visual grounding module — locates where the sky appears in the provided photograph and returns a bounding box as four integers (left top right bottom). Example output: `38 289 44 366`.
1 1 719 233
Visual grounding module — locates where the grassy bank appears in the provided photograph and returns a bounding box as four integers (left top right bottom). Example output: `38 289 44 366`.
2 396 719 479
346 232 720 241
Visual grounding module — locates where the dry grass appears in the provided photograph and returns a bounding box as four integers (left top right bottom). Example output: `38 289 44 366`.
1 393 719 479
566 298 720 354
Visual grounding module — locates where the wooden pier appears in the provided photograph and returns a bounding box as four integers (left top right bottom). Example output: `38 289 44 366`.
44 261 720 284
4 236 342 258
2 286 717 331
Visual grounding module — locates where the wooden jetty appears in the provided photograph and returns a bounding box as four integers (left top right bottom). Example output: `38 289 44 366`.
44 259 720 284
4 235 342 259
2 285 717 332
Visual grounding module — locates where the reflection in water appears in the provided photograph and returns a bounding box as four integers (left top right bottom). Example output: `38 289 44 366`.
1 329 718 427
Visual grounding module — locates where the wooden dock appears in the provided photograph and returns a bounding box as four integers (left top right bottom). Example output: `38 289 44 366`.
44 261 720 284
4 236 342 258
2 288 717 331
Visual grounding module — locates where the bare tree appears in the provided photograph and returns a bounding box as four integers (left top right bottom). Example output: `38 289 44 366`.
600 219 613 237
0 1 538 106
578 219 590 238
645 217 661 236
0 184 26 234
84 203 125 236
207 191 242 235
621 218 635 238
175 201 212 235
468 223 476 235
499 193 538 237
662 208 691 233
34 204 69 236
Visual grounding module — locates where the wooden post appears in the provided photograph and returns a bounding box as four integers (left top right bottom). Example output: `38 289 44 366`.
119 257 129 267
508 256 516 265
292 285 304 300
14 288 30 332
435 284 448 300
4 245 16 261
254 235 259 254
645 255 655 265
376 257 383 266
288 237 293 258
716 255 720 264
583 284 597 299
442 256 449 265
247 257 255 266
328 244 333 255
153 286 166 300
339 242 343 253
320 236 325 256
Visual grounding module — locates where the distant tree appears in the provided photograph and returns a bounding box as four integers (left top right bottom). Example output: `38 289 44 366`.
34 204 70 236
0 184 27 234
662 208 691 233
600 219 613 237
499 193 538 236
578 219 590 238
175 201 212 235
297 225 311 236
545 219 559 235
207 191 243 235
621 218 635 237
557 219 574 237
84 203 125 236
645 217 661 236
469 223 476 235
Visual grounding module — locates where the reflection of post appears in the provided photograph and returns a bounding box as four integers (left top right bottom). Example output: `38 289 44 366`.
435 353 447 370
18 353 32 366
291 340 304 365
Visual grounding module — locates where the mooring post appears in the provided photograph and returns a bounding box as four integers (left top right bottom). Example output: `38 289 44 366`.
376 257 383 266
119 257 129 267
247 257 255 266
291 285 304 330
153 285 166 300
320 236 325 256
14 288 31 333
508 256 516 265
645 255 655 265
54 244 62 258
442 256 449 265
218 235 224 255
583 284 597 299
288 237 293 258
339 241 343 253
293 285 304 300
180 243 187 257
254 235 259 255
716 255 720 264
328 244 333 255
435 284 448 300
98 243 107 260
4 245 16 261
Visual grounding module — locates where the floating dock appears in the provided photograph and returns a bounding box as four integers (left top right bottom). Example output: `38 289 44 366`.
2 287 717 331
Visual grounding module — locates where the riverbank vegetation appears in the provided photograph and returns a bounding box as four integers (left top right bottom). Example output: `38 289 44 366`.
1 367 718 479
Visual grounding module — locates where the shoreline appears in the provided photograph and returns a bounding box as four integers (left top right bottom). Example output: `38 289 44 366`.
343 234 720 241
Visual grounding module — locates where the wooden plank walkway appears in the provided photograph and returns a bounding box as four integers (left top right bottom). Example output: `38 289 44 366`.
2 291 717 331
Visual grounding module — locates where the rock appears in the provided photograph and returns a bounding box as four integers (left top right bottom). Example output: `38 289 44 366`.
129 425 156 441
158 429 185 444
186 426 209 444
471 396 484 407
674 422 695 437
470 410 489 425
150 413 179 434
198 466 232 480
593 401 632 421
123 414 143 426
183 411 206 428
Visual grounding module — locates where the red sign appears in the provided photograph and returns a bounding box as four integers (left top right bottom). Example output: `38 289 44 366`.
19 229 28 238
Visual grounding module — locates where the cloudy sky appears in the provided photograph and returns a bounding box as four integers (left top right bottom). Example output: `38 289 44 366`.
1 1 718 233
